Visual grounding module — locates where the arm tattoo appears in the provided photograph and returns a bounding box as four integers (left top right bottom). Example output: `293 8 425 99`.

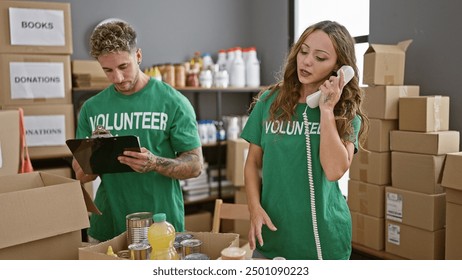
153 147 203 180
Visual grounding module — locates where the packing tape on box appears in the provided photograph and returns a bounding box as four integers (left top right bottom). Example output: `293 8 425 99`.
359 150 369 182
359 169 368 182
399 86 409 97
384 75 395 85
433 95 441 131
359 183 368 213
356 214 365 240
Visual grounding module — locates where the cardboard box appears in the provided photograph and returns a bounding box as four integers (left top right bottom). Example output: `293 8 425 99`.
385 187 445 231
391 151 445 194
347 179 385 218
399 96 450 132
351 211 384 251
441 152 462 259
441 152 462 193
349 149 391 185
0 54 72 106
362 85 419 120
79 231 240 260
226 138 249 187
185 211 212 232
445 202 462 260
363 40 412 86
0 172 90 259
390 130 460 155
364 119 398 152
385 220 445 260
0 109 20 176
234 187 249 240
0 1 72 54
72 60 110 89
2 104 74 160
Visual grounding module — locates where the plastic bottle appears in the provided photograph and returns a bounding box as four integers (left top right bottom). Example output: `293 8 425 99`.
225 48 235 77
230 47 246 87
202 53 214 71
198 120 208 145
207 120 217 144
199 69 213 88
190 51 203 70
147 213 179 260
245 47 261 87
216 49 227 71
152 65 162 81
215 120 226 141
227 116 240 140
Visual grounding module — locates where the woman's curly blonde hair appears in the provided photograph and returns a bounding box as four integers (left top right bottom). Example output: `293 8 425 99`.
251 20 369 147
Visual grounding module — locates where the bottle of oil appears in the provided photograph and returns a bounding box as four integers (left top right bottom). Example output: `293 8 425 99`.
189 51 203 71
147 213 179 260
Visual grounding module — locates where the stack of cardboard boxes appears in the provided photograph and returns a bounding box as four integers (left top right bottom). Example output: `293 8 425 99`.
386 95 459 259
0 1 96 260
0 1 74 162
348 39 415 253
441 152 462 259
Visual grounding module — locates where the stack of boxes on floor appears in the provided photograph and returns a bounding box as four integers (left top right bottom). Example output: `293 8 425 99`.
348 39 415 254
0 1 94 260
386 92 459 259
441 152 462 259
0 1 74 167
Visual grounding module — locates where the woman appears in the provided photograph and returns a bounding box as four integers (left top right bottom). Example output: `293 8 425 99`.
241 20 369 260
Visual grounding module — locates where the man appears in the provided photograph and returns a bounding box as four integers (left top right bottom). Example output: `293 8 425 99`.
72 20 202 242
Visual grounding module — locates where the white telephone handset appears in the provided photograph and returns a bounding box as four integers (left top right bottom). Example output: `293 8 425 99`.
305 65 355 108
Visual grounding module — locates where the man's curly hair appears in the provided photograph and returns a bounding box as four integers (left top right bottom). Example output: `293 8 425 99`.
89 21 137 59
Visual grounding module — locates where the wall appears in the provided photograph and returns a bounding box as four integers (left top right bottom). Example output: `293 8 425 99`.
30 0 289 87
370 0 462 150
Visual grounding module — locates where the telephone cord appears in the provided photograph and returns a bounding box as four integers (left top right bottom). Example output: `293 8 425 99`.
303 105 323 260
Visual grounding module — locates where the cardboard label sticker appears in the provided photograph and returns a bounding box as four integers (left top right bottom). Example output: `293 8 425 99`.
24 115 66 147
9 7 65 46
9 62 65 99
386 192 403 222
387 223 400 245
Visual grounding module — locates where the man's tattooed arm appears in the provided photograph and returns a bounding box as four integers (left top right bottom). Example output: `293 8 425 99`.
151 147 203 180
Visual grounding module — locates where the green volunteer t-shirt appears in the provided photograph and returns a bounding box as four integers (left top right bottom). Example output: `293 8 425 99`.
76 78 200 242
240 90 361 260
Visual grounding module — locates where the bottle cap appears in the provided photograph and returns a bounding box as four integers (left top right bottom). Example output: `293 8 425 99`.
153 213 166 222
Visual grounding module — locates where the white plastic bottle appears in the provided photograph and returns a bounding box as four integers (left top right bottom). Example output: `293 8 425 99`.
245 46 260 87
207 120 217 144
198 121 208 145
225 48 235 77
199 69 213 88
202 53 214 71
230 47 245 87
216 49 227 71
227 116 240 140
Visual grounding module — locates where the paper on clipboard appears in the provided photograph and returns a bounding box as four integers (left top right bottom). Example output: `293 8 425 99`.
66 135 141 175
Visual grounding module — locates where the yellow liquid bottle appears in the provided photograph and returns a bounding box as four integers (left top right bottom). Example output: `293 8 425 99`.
147 213 179 260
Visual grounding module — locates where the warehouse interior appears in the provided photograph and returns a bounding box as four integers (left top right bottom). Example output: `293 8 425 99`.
0 0 461 263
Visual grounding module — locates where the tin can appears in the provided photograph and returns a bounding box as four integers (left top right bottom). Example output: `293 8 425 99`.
126 212 153 245
128 243 151 260
174 63 186 88
184 253 209 260
181 238 202 258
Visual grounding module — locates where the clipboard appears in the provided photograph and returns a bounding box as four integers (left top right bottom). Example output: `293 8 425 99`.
66 135 141 175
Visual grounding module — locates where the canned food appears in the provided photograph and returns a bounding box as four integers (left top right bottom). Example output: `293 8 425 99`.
128 243 151 260
175 233 193 243
126 212 153 245
180 238 202 257
184 253 209 260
